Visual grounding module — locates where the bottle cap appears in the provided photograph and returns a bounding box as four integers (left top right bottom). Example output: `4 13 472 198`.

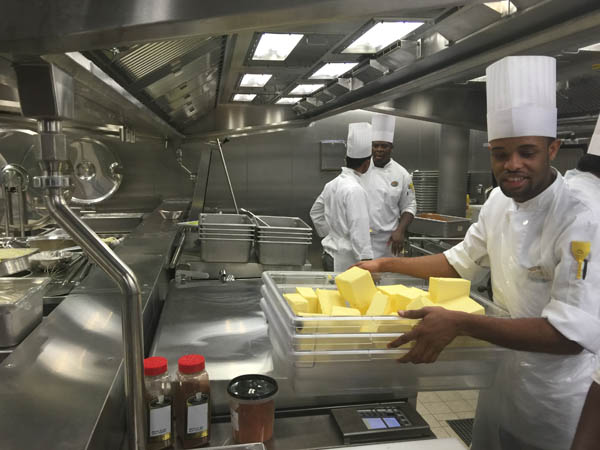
144 356 168 376
178 354 206 374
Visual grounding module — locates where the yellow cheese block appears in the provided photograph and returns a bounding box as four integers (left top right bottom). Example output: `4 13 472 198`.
428 277 471 302
360 292 390 332
406 296 435 310
295 287 318 313
335 266 377 314
316 289 345 315
283 293 309 314
331 306 361 316
378 285 425 312
439 296 485 315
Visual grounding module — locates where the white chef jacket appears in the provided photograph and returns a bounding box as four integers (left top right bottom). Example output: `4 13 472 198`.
444 171 600 450
361 158 417 257
310 167 373 271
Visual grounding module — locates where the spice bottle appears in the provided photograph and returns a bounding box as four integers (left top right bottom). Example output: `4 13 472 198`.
227 374 278 443
143 356 173 450
176 354 211 448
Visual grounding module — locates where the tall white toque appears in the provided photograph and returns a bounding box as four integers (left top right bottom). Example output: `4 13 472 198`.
346 122 372 158
588 115 600 156
486 55 557 141
371 114 395 143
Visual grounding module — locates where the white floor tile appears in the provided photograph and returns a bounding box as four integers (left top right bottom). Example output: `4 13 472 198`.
433 412 459 421
436 391 463 401
418 391 442 403
446 399 473 413
425 402 451 414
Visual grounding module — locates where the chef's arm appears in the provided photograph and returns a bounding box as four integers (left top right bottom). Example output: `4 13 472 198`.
455 313 583 354
310 193 329 237
571 381 600 450
356 253 459 279
391 308 583 363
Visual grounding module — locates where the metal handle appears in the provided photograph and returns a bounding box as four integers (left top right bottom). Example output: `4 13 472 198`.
216 138 238 214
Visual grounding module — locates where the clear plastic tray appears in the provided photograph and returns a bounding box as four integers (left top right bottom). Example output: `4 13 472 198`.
261 271 508 336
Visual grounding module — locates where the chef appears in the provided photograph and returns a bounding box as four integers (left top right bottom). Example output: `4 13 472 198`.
310 122 374 272
567 114 600 450
361 114 416 257
356 56 600 450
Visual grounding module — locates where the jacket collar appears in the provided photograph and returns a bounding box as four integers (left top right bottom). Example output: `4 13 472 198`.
341 166 362 180
513 168 562 212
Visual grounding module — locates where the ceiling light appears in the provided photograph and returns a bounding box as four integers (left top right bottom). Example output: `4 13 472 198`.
276 97 303 105
468 75 486 82
233 94 256 102
309 63 358 79
484 1 517 16
289 84 325 95
580 42 600 52
343 21 424 54
240 74 272 87
252 33 304 61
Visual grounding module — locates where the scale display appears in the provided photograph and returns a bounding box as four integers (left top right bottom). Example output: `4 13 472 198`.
331 401 432 444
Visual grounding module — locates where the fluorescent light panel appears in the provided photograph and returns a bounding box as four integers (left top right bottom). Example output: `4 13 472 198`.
276 97 302 105
289 84 325 95
484 1 517 16
469 75 486 82
240 74 272 87
252 33 304 61
580 42 600 52
343 21 424 54
309 62 358 79
233 94 256 102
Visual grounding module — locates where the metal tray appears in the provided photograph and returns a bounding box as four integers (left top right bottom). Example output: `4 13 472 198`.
199 237 253 263
256 215 312 234
408 213 471 237
0 277 49 347
256 241 309 266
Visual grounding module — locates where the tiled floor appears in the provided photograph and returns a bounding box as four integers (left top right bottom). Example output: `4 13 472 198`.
417 390 479 449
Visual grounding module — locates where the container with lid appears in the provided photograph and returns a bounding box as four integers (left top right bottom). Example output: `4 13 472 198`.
175 354 211 448
227 375 278 443
143 356 173 450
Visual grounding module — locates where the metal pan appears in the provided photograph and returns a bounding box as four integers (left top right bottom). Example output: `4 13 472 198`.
0 247 39 276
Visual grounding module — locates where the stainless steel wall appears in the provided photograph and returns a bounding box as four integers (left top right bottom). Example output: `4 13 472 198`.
0 112 582 224
183 110 444 225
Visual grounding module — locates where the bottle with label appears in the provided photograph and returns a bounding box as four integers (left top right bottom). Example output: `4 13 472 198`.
175 354 211 448
143 356 173 450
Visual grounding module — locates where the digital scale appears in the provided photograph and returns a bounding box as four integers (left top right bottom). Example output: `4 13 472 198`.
331 401 432 444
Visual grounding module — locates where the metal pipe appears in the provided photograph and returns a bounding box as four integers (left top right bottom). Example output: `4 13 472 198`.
216 138 239 214
43 186 146 450
35 118 146 450
169 230 186 270
3 188 10 237
16 184 25 238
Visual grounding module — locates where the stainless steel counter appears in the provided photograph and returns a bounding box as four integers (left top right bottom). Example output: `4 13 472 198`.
151 280 411 416
0 202 183 450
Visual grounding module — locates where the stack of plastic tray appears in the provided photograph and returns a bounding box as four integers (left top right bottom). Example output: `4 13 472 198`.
255 216 312 265
261 271 509 394
198 214 256 262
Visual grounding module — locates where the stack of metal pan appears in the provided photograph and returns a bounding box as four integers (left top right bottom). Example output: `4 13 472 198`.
255 216 312 266
412 170 439 214
198 214 256 263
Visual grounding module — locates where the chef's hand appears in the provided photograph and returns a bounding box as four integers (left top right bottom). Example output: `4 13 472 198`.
388 307 461 364
388 229 405 256
353 259 382 273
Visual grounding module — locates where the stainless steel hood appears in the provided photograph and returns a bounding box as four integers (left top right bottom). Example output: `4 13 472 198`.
0 0 598 140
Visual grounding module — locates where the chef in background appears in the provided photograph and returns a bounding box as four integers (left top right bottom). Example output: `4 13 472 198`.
310 122 373 271
362 114 416 257
357 55 600 450
567 114 600 450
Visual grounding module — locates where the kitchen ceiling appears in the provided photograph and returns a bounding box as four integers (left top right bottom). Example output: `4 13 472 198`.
0 0 598 139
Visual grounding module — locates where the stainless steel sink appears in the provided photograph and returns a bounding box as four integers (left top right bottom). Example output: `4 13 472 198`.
80 212 145 233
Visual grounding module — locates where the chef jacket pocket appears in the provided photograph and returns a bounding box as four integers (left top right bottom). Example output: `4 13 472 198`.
526 266 553 282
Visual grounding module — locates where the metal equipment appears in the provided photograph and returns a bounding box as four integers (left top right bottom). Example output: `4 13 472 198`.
408 213 471 238
14 61 146 450
1 164 29 237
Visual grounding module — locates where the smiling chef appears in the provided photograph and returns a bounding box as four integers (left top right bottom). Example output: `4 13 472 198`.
357 55 600 450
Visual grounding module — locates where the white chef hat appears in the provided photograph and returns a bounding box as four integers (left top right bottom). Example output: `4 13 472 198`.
486 56 557 141
371 114 395 143
346 122 372 158
588 115 600 156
